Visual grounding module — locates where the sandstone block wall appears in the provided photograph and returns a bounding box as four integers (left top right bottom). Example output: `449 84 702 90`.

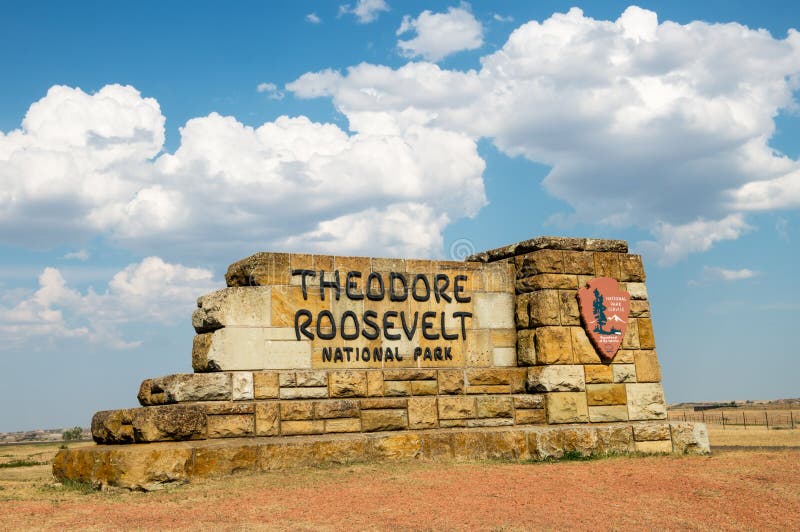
90 237 672 450
468 236 666 426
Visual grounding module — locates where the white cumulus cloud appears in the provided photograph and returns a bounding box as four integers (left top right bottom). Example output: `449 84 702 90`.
290 6 800 261
703 266 759 281
397 4 484 61
0 257 215 350
256 82 285 100
306 12 321 24
1 84 486 260
339 0 389 24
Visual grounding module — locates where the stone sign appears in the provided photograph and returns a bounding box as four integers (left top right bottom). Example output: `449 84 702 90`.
54 236 709 490
578 277 631 361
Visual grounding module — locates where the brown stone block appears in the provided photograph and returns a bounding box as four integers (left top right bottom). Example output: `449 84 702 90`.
476 396 513 418
560 427 598 454
191 333 213 372
207 415 254 438
571 327 602 364
383 380 412 397
466 329 492 366
595 425 634 454
272 285 322 327
325 417 361 433
515 293 530 328
452 432 487 460
131 405 207 443
594 252 621 279
546 392 589 424
466 385 512 394
614 349 635 364
515 409 546 425
314 399 359 419
516 329 536 366
253 372 280 399
509 368 527 393
359 398 407 409
279 372 296 387
626 383 667 420
92 409 135 444
557 290 581 326
619 254 645 282
324 418 361 433
612 364 637 383
421 433 454 460
466 368 510 385
516 274 578 292
192 443 259 478
408 397 438 429
255 403 279 436
517 250 564 276
630 299 651 317
329 371 368 397
437 369 465 394
534 327 573 364
562 251 595 274
279 387 328 400
584 364 613 384
410 380 438 395
366 371 384 397
513 394 545 409
361 409 408 432
280 402 314 421
587 384 627 406
334 255 371 275
528 290 561 326
281 420 324 435
290 253 314 271
633 422 671 441
467 418 514 428
634 350 661 382
438 396 476 419
382 369 436 381
439 419 468 428
638 318 656 349
370 257 407 273
621 318 640 349
371 433 421 460
200 402 254 415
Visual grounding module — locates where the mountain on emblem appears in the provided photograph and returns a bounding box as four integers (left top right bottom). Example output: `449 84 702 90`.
578 277 631 361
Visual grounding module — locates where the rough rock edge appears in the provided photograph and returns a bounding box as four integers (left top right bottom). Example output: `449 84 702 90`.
467 236 629 263
56 422 709 491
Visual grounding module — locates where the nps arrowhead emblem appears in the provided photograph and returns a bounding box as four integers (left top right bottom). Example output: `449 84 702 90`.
578 277 630 362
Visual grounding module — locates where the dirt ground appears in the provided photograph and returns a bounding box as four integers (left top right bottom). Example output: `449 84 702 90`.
1 429 799 530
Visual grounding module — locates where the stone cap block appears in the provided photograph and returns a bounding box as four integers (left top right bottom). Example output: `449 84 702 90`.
467 236 628 263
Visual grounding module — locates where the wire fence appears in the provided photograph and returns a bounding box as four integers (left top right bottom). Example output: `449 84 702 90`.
668 409 797 429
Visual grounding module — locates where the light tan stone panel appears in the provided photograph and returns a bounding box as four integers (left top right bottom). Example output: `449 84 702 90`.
437 369 465 394
201 327 312 371
408 397 438 429
207 415 255 438
516 329 536 366
466 330 492 366
626 383 667 420
138 373 232 406
612 364 637 383
329 371 368 397
473 293 514 329
255 403 279 436
193 287 272 333
527 365 585 392
588 405 629 422
253 372 280 399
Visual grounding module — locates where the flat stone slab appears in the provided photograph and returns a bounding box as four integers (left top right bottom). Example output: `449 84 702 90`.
54 422 709 491
467 236 628 263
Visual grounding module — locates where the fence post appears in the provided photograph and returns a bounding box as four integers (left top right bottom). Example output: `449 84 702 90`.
791 411 795 430
765 409 769 428
702 410 705 424
683 410 687 422
722 411 726 430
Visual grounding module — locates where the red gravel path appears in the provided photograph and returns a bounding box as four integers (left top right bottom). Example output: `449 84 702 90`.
3 450 799 530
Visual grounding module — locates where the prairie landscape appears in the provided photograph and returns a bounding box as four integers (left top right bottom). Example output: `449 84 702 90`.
1 428 798 530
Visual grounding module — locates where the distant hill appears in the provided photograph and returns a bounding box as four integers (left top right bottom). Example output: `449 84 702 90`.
669 398 800 410
0 427 90 444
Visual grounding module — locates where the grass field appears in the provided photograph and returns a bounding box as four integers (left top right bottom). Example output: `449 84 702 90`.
0 429 798 529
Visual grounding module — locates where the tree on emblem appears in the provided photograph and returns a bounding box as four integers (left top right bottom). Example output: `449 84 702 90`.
592 288 620 335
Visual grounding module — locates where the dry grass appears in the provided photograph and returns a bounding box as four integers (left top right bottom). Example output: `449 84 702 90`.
708 426 800 447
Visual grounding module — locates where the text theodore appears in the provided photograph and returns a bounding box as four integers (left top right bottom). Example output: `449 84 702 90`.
291 269 472 363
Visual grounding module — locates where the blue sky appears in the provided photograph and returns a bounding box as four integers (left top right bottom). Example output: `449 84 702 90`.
1 1 798 431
